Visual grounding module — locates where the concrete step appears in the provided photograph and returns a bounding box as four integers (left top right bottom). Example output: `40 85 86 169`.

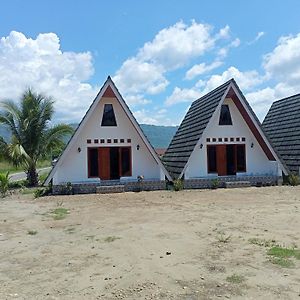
96 185 125 194
225 181 251 188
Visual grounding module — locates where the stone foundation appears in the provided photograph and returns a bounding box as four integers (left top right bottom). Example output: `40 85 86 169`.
52 180 166 195
184 175 280 189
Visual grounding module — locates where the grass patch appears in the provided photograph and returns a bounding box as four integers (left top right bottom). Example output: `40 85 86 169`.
104 236 121 243
0 159 51 174
268 257 295 268
226 274 245 284
267 246 299 268
267 246 300 259
52 207 69 220
21 188 38 195
249 237 277 247
27 230 38 235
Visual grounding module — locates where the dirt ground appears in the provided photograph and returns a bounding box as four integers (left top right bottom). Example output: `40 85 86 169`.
0 186 300 300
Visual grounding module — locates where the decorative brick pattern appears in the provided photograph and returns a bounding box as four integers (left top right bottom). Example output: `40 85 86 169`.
52 180 166 195
184 175 280 189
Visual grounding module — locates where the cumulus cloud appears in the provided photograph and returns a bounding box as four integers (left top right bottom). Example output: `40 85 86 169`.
185 60 223 80
113 21 237 102
263 33 300 86
0 31 97 122
166 66 263 107
165 86 203 106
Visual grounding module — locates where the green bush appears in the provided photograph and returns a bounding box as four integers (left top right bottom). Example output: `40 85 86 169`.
173 179 184 191
0 171 10 197
34 186 51 198
9 179 28 189
211 178 219 189
288 174 300 186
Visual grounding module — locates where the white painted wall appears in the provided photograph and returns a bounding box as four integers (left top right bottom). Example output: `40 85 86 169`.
53 96 164 184
185 98 282 179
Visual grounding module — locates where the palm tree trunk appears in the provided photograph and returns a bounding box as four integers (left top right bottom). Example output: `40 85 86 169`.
27 166 38 186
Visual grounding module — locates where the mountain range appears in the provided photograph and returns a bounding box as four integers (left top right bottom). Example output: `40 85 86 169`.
0 124 178 149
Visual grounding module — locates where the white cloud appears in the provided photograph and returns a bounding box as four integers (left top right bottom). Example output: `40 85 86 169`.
263 33 300 86
113 21 237 102
247 31 265 45
185 60 223 80
125 94 151 106
165 86 203 106
0 31 97 123
203 66 263 92
133 108 175 126
166 66 263 107
217 38 240 59
137 20 216 70
113 58 168 95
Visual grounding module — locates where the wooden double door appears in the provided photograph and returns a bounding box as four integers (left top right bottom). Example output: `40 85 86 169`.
88 147 132 180
207 144 246 176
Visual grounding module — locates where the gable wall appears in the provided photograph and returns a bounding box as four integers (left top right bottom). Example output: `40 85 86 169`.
185 98 281 178
53 96 163 184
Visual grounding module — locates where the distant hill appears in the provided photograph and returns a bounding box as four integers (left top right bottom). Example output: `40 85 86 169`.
0 123 178 148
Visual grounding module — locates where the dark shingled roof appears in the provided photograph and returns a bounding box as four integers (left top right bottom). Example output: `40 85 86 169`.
162 79 232 179
262 93 300 174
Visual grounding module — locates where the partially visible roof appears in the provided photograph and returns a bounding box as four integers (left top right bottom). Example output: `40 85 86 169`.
162 79 232 179
45 76 172 184
162 78 287 179
262 93 300 174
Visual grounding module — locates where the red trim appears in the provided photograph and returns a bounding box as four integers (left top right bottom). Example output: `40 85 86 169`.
227 87 275 161
103 86 116 98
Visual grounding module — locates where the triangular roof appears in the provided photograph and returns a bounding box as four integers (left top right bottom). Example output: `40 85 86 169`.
45 76 171 184
263 93 300 174
162 78 287 179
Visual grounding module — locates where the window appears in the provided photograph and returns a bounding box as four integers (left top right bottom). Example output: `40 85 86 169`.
120 139 124 143
206 138 210 142
101 104 117 126
107 139 111 143
218 138 222 142
87 139 91 144
207 145 217 173
100 139 105 143
219 104 232 125
113 139 118 143
224 138 228 142
212 138 216 142
127 139 131 143
88 148 98 177
236 137 240 142
94 139 99 144
236 145 246 172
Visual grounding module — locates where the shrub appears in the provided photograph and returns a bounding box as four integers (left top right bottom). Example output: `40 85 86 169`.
288 174 300 186
34 185 51 198
0 171 10 197
211 178 219 189
9 179 28 189
173 179 184 191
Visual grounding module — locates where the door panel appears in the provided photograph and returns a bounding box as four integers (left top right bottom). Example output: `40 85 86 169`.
98 147 110 180
216 145 227 176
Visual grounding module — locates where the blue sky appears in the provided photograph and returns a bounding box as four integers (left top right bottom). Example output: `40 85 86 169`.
1 0 300 125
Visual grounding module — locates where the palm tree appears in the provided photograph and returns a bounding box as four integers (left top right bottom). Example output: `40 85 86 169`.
0 89 74 186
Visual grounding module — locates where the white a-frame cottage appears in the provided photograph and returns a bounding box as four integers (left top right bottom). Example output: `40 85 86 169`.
162 79 287 188
45 77 171 193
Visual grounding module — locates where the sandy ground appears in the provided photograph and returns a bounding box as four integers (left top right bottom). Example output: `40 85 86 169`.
0 186 300 300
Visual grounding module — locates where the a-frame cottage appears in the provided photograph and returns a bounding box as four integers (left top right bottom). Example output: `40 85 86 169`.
263 93 300 175
45 76 171 194
162 79 287 188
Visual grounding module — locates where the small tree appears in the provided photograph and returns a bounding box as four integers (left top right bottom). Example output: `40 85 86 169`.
0 171 9 197
0 89 73 186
